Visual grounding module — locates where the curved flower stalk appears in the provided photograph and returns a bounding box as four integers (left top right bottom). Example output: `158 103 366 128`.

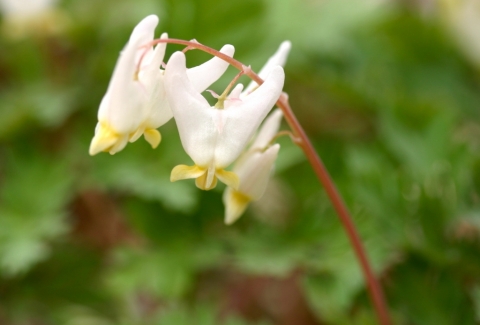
225 40 291 102
88 33 392 324
0 0 67 38
223 109 283 224
165 51 285 191
89 15 235 156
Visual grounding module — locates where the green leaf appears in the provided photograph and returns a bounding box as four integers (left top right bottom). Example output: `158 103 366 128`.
0 148 73 276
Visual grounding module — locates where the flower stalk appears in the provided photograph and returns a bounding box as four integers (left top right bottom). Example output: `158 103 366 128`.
141 37 392 325
214 69 245 109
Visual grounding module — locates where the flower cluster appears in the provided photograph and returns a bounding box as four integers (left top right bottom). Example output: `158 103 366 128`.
90 15 291 224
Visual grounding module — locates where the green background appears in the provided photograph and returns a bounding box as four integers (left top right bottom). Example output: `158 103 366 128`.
0 0 480 324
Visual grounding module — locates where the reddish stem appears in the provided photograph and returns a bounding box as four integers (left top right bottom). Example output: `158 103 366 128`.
143 38 392 325
279 97 392 325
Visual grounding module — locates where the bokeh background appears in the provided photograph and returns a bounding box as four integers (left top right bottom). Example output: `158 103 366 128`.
1 0 480 324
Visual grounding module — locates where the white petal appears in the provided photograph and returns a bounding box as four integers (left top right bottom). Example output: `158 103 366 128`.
221 140 284 222
224 83 244 109
97 92 110 120
149 32 168 70
214 66 285 168
99 36 148 134
130 15 159 67
243 41 291 96
223 187 250 225
130 15 158 44
164 51 217 167
141 33 171 129
143 73 171 129
108 135 129 155
250 109 283 151
235 144 280 200
229 83 244 99
187 44 235 93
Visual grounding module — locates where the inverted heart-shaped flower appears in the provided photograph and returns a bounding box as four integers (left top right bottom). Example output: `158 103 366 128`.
164 51 285 191
89 15 235 155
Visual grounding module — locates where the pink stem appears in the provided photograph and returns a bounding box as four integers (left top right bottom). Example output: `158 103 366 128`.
142 38 392 325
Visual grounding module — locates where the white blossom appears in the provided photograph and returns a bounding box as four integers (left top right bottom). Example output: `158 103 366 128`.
223 110 283 224
89 15 235 155
164 51 285 191
220 41 291 224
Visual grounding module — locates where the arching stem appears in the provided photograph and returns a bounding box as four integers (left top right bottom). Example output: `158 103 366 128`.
141 38 393 325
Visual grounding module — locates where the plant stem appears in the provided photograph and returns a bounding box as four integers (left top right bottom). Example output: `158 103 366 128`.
278 97 392 325
145 38 392 325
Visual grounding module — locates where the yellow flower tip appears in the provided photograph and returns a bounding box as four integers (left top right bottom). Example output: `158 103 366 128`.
170 164 206 182
89 134 117 156
195 173 218 191
129 128 144 143
216 169 239 190
224 189 251 225
88 123 120 156
144 129 161 149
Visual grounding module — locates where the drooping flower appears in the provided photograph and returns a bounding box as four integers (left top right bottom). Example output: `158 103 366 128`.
164 51 285 191
89 15 235 156
220 42 291 224
223 109 283 224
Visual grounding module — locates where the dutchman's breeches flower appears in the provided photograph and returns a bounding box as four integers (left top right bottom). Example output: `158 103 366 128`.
89 15 234 156
220 41 291 224
223 109 283 224
164 51 285 191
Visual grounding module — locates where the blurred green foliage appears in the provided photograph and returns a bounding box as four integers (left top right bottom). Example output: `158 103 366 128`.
0 0 480 324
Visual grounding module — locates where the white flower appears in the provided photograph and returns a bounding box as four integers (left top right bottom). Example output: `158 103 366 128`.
223 109 283 224
220 42 291 224
164 51 285 191
89 15 235 156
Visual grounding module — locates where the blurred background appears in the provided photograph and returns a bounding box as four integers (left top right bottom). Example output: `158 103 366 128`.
0 0 480 324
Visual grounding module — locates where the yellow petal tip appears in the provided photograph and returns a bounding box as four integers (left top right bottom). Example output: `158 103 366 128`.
171 165 206 182
216 169 239 190
224 189 251 225
195 174 218 191
88 123 123 156
89 136 117 156
144 129 161 149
